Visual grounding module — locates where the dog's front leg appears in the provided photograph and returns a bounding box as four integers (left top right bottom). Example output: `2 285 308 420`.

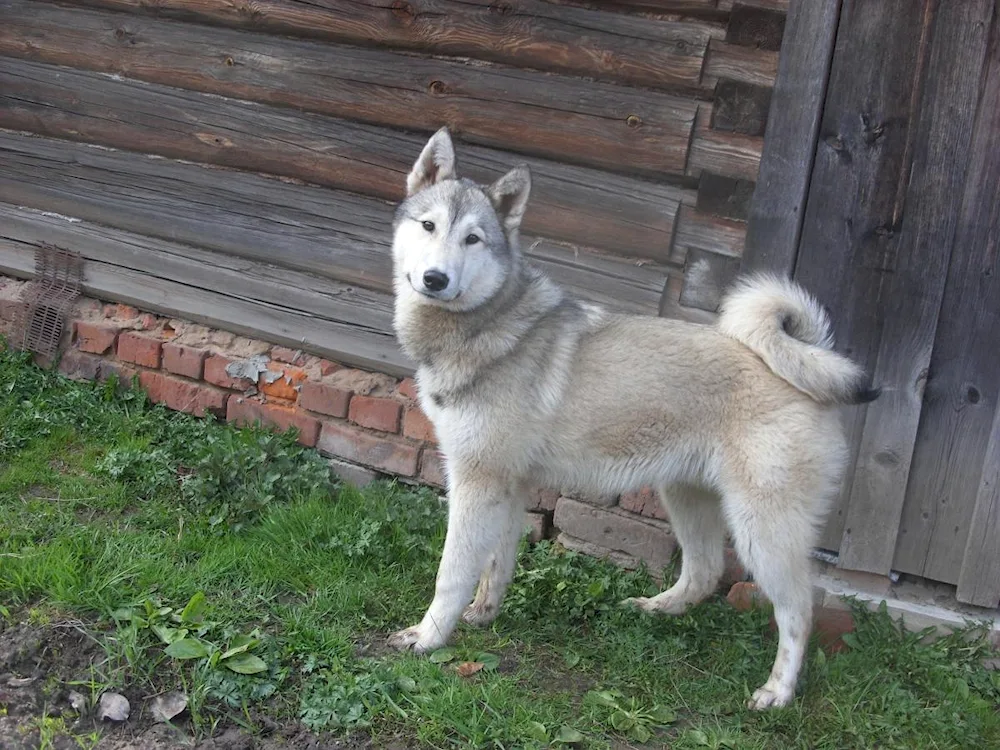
388 474 516 653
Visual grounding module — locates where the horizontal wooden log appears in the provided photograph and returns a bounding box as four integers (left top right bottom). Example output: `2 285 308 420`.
680 247 741 311
0 0 697 178
0 204 412 374
0 132 678 317
696 173 755 221
702 38 779 88
69 0 720 92
710 79 772 136
0 58 692 261
686 104 764 181
718 0 789 12
670 204 746 264
725 4 786 51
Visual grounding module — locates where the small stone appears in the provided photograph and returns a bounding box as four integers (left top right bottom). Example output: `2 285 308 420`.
150 690 188 723
97 691 130 722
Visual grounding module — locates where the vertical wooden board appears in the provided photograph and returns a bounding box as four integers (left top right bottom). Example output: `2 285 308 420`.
839 0 996 575
957 404 1000 607
740 0 840 274
896 17 1000 586
789 0 936 550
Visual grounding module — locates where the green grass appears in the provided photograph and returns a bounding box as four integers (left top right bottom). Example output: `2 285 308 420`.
0 345 998 749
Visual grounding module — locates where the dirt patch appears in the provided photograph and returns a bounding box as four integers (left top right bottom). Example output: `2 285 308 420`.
0 621 413 750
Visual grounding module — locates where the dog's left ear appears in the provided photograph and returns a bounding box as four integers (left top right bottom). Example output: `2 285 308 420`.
406 128 457 196
486 165 531 234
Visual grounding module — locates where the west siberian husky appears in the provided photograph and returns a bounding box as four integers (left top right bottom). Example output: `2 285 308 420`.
387 128 878 709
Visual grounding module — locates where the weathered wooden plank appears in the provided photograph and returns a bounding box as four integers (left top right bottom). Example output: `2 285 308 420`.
696 173 754 221
671 205 746 264
0 132 673 316
711 79 772 136
839 0 995 574
718 0 788 11
0 0 697 177
0 204 412 374
896 20 1000 588
794 0 934 551
686 104 763 181
70 0 720 91
702 38 779 88
740 0 840 275
957 404 1000 608
0 59 691 262
725 4 786 51
680 247 740 311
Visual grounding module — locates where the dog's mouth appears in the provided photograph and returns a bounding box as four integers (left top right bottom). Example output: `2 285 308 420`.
406 273 461 302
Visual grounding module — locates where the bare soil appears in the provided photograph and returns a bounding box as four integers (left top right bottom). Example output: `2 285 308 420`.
0 620 407 750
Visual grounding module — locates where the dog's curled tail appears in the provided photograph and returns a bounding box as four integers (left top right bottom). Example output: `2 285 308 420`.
717 274 880 405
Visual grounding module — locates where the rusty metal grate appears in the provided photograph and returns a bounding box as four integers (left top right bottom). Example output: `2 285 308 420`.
14 244 83 357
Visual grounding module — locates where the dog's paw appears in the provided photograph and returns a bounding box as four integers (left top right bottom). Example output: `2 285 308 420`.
747 683 794 710
620 596 654 613
387 626 425 652
462 602 498 627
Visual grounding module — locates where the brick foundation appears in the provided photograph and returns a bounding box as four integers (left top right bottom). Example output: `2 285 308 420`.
3 276 987 648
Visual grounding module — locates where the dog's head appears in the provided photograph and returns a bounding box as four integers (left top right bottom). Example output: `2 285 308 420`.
392 128 531 311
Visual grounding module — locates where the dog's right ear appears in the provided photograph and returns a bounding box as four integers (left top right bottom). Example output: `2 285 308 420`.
406 128 457 197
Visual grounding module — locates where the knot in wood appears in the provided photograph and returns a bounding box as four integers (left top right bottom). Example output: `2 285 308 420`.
428 80 447 97
625 114 642 129
224 56 235 67
390 1 414 20
489 2 513 14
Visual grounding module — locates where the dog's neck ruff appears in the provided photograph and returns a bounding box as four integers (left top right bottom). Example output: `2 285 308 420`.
395 262 565 389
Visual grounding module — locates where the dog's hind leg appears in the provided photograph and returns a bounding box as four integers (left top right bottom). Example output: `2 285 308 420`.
622 484 725 614
723 489 816 710
388 473 520 653
462 508 523 627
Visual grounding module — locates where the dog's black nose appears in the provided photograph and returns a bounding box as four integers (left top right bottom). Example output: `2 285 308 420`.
422 269 450 292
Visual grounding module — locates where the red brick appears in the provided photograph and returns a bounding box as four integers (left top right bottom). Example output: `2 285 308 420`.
98 360 137 387
619 487 667 520
726 581 767 612
259 364 308 401
525 511 549 543
319 359 342 377
74 321 119 355
204 355 252 390
227 398 321 446
270 346 304 364
420 448 447 487
554 498 676 574
722 546 747 586
59 350 102 381
138 313 158 330
402 407 436 442
140 371 229 417
318 421 420 476
814 606 856 654
117 332 162 368
529 488 560 512
299 381 352 418
397 377 419 400
113 304 140 320
162 343 208 380
349 395 402 433
0 299 22 323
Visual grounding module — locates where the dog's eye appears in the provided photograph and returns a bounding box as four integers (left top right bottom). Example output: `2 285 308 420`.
421 220 435 232
465 234 480 245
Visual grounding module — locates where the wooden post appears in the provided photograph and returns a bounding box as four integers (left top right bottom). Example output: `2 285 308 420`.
839 0 996 574
741 0 841 275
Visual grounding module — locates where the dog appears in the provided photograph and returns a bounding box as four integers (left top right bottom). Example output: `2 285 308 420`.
386 128 877 709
